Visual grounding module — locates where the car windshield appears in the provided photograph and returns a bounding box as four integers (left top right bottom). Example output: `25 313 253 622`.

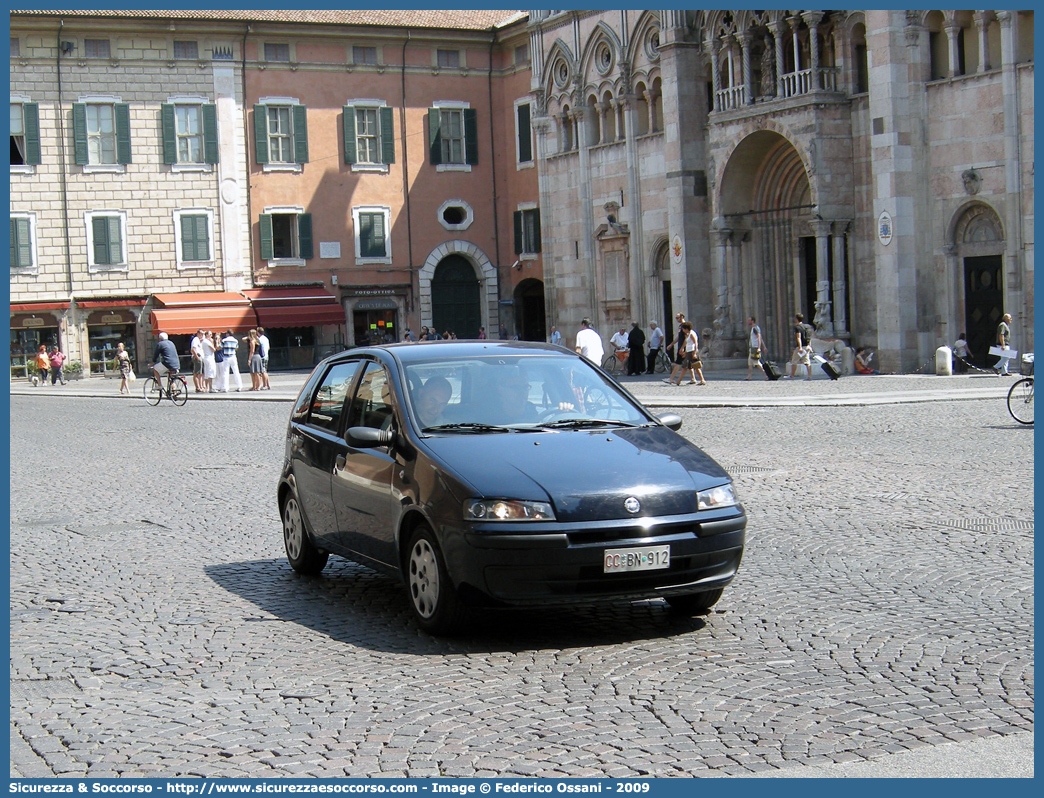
404 354 650 432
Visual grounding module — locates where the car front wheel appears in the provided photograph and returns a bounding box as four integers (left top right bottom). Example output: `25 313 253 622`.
406 525 468 635
282 493 328 575
664 588 723 615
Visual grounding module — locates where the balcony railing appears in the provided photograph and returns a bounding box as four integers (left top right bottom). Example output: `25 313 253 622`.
715 85 748 111
716 67 840 111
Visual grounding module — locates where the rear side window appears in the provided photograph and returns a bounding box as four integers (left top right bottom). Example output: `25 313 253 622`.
304 360 360 432
346 362 395 431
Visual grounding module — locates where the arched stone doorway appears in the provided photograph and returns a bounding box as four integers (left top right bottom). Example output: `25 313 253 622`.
430 255 481 338
716 129 847 359
513 278 546 341
951 203 1006 364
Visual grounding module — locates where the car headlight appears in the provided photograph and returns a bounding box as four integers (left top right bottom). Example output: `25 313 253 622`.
697 483 738 511
464 499 556 521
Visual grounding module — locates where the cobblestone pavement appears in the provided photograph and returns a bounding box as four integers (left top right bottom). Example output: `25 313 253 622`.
9 393 1033 778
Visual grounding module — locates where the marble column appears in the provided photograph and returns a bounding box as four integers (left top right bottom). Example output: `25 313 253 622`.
739 32 752 104
804 11 823 89
831 221 850 335
771 20 786 97
945 23 961 77
709 37 721 111
811 219 833 335
974 12 991 72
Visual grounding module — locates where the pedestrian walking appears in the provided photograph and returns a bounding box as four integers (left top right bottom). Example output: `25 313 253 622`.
48 345 67 385
574 318 604 365
245 329 263 391
549 325 561 347
256 327 271 389
953 332 971 374
32 344 50 387
218 329 243 392
201 332 217 392
666 322 705 385
645 321 663 374
787 313 814 380
746 316 768 380
190 329 205 392
663 312 687 385
626 322 646 376
114 342 133 394
995 313 1013 375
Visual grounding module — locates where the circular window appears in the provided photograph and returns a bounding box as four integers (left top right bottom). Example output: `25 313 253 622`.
437 199 473 231
595 41 614 75
553 58 570 88
645 29 660 61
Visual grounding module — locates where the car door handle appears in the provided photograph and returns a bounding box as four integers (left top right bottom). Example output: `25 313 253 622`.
334 454 346 473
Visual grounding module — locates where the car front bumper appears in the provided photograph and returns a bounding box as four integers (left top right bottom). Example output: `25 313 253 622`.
446 509 746 607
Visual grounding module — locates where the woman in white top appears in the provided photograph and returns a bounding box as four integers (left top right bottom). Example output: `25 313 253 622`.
667 322 706 386
200 331 218 392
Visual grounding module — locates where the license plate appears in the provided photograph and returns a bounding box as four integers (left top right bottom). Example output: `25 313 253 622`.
603 545 670 574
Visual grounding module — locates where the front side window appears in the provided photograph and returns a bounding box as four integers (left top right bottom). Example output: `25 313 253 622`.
162 103 217 165
516 101 533 164
306 360 361 433
86 212 126 268
176 105 202 162
254 103 308 166
73 102 131 166
10 216 35 270
353 46 377 65
259 211 313 262
343 104 394 166
346 363 395 432
173 40 199 60
428 106 477 167
437 49 460 69
10 102 40 166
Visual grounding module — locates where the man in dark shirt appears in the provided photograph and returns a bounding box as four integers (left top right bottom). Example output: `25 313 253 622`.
151 332 180 384
626 322 646 376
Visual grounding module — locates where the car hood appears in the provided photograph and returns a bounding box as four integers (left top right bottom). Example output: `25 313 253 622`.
420 425 730 521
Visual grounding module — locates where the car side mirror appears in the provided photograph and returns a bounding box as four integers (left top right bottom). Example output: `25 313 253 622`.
346 426 396 448
657 413 682 431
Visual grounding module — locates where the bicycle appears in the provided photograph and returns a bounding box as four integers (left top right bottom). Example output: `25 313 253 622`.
653 349 672 373
1007 352 1033 425
144 370 188 407
601 349 628 375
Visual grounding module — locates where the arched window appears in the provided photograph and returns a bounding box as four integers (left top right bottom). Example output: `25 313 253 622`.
925 11 948 80
650 77 663 132
601 90 617 142
851 22 869 93
560 104 574 152
634 81 649 136
586 95 601 146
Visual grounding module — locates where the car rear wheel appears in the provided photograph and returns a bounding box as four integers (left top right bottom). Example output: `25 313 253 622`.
406 525 468 635
664 588 723 615
282 493 328 575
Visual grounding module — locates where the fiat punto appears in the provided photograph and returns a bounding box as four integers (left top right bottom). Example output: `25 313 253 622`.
278 340 745 634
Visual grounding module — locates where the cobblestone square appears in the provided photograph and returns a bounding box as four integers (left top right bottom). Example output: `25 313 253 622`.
9 392 1033 777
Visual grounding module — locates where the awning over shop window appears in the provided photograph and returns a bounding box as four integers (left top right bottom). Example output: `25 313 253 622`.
242 287 346 328
149 292 257 335
77 298 146 309
10 302 70 312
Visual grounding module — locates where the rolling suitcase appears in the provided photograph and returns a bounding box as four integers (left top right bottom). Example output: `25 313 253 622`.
764 360 782 381
820 359 841 380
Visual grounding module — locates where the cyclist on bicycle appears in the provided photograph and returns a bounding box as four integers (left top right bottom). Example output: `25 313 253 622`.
151 332 180 385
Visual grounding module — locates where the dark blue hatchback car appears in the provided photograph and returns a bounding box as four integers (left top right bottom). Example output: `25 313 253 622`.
278 340 745 634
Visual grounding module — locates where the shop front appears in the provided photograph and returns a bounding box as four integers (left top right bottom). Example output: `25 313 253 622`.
10 303 67 380
149 292 258 371
84 305 142 376
348 289 407 345
243 286 347 370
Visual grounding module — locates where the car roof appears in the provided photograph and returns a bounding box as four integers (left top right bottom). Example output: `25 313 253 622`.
343 339 571 365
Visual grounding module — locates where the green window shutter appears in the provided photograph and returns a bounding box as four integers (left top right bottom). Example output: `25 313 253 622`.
72 103 89 165
11 218 32 268
115 103 132 164
92 216 110 264
22 103 41 165
428 108 441 165
372 214 385 257
202 104 219 164
181 215 208 261
464 108 478 165
513 211 523 255
297 214 313 260
533 210 541 253
258 214 274 260
107 216 122 263
517 103 532 162
253 105 268 164
293 105 309 163
379 106 395 165
343 105 356 165
161 104 177 164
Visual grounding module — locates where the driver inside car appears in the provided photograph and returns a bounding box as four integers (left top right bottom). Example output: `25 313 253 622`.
414 376 453 428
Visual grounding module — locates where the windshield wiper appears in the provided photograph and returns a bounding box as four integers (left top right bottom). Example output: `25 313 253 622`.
539 418 642 429
422 422 513 433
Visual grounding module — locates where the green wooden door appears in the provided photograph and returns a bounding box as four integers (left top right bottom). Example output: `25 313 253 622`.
431 256 481 338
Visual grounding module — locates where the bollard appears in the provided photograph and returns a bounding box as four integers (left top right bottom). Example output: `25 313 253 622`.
936 345 953 376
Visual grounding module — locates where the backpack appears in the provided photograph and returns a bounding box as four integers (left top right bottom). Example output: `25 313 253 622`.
800 323 814 347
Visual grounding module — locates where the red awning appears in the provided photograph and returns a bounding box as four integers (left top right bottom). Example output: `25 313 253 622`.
77 298 146 308
150 306 258 335
242 286 346 328
152 292 250 308
11 302 70 312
